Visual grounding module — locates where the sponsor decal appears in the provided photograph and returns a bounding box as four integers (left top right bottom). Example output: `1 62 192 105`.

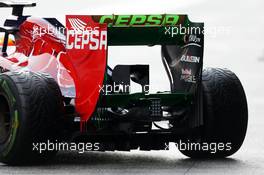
96 15 180 26
184 34 201 43
180 55 200 63
180 68 196 83
68 18 87 31
66 17 107 50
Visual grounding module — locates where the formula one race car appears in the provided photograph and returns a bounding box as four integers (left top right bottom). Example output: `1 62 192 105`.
0 2 248 165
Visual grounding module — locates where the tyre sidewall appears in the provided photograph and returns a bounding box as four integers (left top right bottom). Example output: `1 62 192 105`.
0 74 24 162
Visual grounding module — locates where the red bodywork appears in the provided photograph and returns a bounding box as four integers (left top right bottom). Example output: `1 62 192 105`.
0 16 108 123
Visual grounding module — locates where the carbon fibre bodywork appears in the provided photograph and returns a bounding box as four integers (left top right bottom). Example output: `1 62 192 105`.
0 3 204 130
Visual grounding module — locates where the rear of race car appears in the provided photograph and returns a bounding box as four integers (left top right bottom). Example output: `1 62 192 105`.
0 2 248 165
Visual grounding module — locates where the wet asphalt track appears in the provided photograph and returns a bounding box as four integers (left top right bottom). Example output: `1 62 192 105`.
1 0 264 174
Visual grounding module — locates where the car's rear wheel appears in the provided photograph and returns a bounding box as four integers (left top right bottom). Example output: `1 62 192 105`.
179 68 248 158
0 71 64 165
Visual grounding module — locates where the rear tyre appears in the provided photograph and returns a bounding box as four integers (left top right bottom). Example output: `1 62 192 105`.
0 71 64 165
179 68 248 158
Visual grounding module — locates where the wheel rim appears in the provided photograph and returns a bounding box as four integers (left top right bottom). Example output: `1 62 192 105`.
0 95 11 144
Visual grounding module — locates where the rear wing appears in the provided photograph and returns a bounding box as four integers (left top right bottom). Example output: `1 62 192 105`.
65 15 204 122
90 15 203 46
66 14 204 90
93 15 204 91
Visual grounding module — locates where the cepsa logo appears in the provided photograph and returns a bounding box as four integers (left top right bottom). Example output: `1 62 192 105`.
96 15 180 26
66 16 107 50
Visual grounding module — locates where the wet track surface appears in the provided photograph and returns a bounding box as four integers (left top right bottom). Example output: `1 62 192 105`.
0 0 264 174
0 151 260 175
